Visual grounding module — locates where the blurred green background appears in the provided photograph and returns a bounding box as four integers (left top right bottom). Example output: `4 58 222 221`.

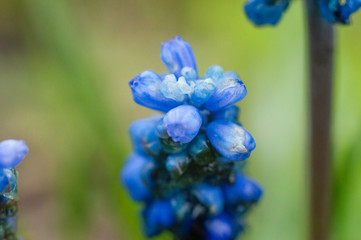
1 0 361 239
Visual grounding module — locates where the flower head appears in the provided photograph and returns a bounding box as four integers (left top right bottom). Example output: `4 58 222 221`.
122 37 262 239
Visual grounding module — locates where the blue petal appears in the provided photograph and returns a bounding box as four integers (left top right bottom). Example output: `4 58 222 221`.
163 105 202 143
204 213 234 240
0 139 28 168
129 70 181 112
161 36 198 78
121 153 154 202
205 78 247 111
206 120 255 161
223 174 263 204
129 115 163 157
192 183 224 215
211 105 240 123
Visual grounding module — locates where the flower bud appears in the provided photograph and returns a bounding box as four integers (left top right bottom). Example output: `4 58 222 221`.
0 140 28 168
192 183 224 215
161 36 197 78
206 120 255 161
223 174 262 205
129 70 180 112
121 153 154 202
204 213 234 240
205 79 247 111
163 105 202 143
129 115 162 157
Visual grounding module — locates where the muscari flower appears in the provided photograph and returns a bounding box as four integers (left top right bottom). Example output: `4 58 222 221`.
244 0 361 25
319 0 361 24
122 36 262 239
244 0 290 26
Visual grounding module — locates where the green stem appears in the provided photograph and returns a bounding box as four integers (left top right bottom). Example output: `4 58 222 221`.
305 0 334 240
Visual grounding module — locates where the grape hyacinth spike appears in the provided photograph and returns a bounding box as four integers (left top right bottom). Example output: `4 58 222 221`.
0 139 28 240
121 36 262 239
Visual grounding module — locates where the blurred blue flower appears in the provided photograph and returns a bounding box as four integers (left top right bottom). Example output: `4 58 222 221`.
204 213 235 240
223 174 263 205
319 0 361 24
0 139 28 169
192 183 224 215
206 120 255 161
143 200 175 237
244 0 290 26
121 153 154 202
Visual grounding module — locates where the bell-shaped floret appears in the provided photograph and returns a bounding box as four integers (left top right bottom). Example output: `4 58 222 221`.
223 174 262 205
0 139 28 168
163 105 202 143
204 213 235 240
143 200 175 237
205 78 247 111
161 36 198 78
206 120 255 161
244 0 289 26
121 153 154 202
129 115 162 157
192 183 224 215
129 70 181 112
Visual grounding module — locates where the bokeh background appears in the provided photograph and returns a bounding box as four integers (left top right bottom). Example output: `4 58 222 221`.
1 0 361 239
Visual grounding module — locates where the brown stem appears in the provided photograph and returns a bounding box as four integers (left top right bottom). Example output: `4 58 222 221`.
305 1 334 240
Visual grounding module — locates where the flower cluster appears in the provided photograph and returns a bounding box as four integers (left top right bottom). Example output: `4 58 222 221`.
244 0 361 26
0 139 28 240
121 36 262 239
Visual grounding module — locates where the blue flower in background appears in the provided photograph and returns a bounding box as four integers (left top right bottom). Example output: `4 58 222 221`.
319 0 361 24
244 0 290 26
121 36 262 239
244 0 361 25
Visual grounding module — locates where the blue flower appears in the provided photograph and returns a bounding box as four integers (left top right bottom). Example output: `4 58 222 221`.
124 37 262 239
129 70 181 112
161 36 198 78
163 105 203 143
319 0 361 24
121 153 154 202
206 120 256 161
204 213 235 240
205 78 247 111
192 183 224 215
0 139 28 169
244 0 290 26
143 200 175 237
129 115 162 157
223 174 263 205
